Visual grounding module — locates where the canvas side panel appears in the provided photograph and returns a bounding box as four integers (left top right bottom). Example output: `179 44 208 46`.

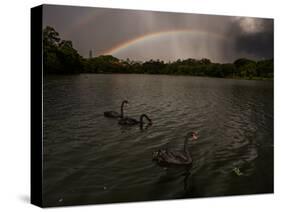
31 5 43 207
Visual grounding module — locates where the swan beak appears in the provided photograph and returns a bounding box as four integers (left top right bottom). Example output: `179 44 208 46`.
192 132 199 140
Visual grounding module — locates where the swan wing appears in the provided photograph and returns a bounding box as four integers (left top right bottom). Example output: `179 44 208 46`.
169 151 192 164
104 111 120 118
156 150 192 165
119 117 138 125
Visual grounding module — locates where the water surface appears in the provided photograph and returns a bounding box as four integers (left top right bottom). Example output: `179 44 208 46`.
43 74 273 206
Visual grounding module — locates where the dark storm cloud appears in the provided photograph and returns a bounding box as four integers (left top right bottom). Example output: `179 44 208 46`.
229 18 273 60
43 4 273 62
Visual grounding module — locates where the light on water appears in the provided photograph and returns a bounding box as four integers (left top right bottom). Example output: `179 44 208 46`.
43 74 273 206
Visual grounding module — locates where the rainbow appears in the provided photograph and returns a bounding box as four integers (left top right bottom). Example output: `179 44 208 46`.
103 29 226 55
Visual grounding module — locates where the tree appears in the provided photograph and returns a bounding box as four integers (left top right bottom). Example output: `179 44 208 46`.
43 26 60 49
200 58 212 65
43 26 62 73
43 26 84 74
234 58 256 78
257 59 273 77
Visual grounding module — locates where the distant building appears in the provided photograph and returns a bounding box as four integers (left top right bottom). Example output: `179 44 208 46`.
89 50 93 58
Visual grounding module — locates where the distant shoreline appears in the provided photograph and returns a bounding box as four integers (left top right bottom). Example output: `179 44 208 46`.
43 26 274 80
44 72 273 81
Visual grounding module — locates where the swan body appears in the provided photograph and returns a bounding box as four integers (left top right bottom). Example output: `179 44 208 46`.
118 114 152 126
152 149 192 166
153 132 198 166
104 100 128 118
118 117 139 125
104 111 120 118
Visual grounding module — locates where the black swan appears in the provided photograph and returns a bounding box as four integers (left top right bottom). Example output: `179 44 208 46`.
152 132 198 166
118 114 152 126
104 100 128 118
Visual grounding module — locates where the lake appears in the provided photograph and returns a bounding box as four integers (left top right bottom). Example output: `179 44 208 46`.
43 74 273 206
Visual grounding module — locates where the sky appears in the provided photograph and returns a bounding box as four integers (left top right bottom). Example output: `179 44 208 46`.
43 4 273 63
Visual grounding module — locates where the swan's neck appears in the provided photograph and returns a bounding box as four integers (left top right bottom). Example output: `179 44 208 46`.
140 115 144 124
140 114 151 128
120 102 125 118
140 114 148 124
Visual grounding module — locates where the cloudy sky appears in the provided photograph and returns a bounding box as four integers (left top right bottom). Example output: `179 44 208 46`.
43 4 273 63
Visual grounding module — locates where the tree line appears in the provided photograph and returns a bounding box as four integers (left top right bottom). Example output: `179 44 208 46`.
43 26 273 79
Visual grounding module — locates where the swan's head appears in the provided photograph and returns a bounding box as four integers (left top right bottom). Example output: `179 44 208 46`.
187 131 199 141
147 116 152 125
152 151 159 160
152 149 166 160
123 100 129 105
141 114 153 125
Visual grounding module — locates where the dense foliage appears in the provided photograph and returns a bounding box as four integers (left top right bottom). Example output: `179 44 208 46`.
43 26 273 79
43 26 83 74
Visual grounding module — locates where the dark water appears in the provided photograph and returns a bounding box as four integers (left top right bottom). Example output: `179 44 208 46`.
43 74 273 207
